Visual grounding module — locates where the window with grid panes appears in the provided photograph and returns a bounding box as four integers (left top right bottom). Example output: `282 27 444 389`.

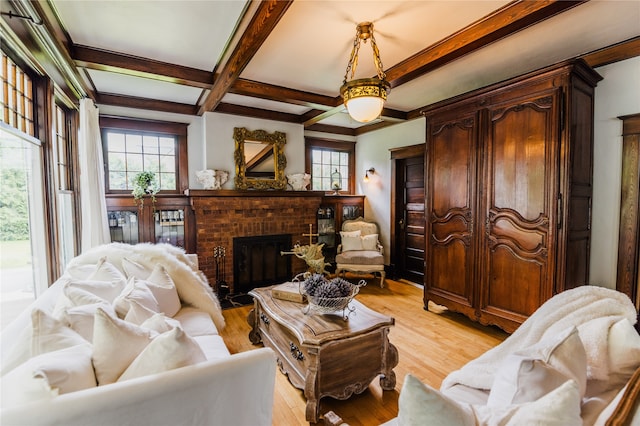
305 138 355 193
54 104 71 191
311 149 349 191
104 130 177 192
1 51 34 136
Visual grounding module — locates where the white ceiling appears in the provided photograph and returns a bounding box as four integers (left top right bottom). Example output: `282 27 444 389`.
49 0 640 129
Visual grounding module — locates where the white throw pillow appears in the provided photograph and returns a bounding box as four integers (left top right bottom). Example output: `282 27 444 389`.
66 278 125 303
64 302 115 342
117 327 206 382
0 344 96 408
141 264 181 317
122 256 153 280
92 307 155 385
140 313 181 334
340 230 361 238
113 277 160 318
361 234 379 251
66 257 124 282
87 257 126 283
65 284 109 306
1 309 87 377
398 374 475 426
52 283 106 319
398 374 581 426
341 234 363 252
124 298 158 325
31 309 88 356
64 263 97 280
487 326 587 406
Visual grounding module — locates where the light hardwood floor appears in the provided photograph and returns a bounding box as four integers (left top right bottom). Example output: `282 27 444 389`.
219 278 509 425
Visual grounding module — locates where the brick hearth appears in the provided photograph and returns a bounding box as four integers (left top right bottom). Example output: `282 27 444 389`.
190 191 324 293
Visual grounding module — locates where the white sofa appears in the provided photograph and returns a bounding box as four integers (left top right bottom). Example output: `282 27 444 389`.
380 286 640 426
0 243 276 426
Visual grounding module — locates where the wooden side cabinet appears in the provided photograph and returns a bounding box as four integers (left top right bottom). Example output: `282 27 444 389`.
423 59 602 332
106 195 195 253
317 195 365 263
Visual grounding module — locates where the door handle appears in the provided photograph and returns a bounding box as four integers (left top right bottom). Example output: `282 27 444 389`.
399 218 405 230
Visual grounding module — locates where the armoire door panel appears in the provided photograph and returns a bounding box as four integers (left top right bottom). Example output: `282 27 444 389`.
488 100 551 220
430 119 476 217
485 245 545 317
431 213 472 242
430 241 473 302
425 112 478 311
480 93 558 327
490 212 547 253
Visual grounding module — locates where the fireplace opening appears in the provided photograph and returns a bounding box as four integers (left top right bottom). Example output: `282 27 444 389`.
233 234 292 294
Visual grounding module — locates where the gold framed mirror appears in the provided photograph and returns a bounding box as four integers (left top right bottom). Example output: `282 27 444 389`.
234 127 287 190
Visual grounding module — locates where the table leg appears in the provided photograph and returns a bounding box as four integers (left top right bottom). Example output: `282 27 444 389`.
247 308 262 344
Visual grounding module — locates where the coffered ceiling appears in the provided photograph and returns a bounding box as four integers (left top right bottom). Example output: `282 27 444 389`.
2 0 639 135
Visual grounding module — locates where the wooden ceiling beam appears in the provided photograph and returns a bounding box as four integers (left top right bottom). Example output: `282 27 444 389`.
95 93 198 116
305 124 356 136
580 36 640 68
231 79 340 110
214 102 301 124
386 0 587 87
198 1 293 115
73 45 213 89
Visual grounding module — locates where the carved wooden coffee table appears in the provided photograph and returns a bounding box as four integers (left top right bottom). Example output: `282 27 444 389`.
248 286 398 423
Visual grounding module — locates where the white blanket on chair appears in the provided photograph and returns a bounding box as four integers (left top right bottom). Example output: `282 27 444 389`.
441 286 637 392
66 243 225 331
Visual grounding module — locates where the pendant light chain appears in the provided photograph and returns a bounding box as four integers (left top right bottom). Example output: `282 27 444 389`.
343 26 363 83
342 23 387 84
369 32 386 81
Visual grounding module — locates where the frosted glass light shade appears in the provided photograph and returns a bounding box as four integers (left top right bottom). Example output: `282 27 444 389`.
340 77 390 123
345 97 385 123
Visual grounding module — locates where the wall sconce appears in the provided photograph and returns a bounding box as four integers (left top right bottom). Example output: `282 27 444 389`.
363 168 375 183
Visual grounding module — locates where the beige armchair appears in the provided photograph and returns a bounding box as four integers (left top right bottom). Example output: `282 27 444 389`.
335 217 385 288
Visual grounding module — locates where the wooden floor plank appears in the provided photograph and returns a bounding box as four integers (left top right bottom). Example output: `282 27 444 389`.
219 278 508 425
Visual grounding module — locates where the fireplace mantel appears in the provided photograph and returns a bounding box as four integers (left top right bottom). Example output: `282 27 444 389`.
189 190 365 294
186 189 328 198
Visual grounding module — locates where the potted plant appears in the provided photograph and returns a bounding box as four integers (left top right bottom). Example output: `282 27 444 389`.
131 171 159 210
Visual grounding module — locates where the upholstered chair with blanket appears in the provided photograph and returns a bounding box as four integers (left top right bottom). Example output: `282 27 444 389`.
335 217 385 288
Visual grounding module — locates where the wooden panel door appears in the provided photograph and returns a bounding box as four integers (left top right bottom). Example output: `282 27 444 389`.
394 155 425 284
479 91 560 329
425 111 479 318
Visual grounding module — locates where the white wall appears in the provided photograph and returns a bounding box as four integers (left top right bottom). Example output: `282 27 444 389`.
590 56 640 288
201 112 305 189
354 118 425 263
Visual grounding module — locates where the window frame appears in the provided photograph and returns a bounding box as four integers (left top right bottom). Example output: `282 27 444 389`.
100 117 188 196
305 137 356 194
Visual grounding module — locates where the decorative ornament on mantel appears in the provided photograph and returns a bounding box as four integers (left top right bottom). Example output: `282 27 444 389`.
196 169 230 190
131 171 159 210
286 173 311 191
331 169 342 195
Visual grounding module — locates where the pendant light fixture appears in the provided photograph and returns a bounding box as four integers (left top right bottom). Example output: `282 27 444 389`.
340 22 390 123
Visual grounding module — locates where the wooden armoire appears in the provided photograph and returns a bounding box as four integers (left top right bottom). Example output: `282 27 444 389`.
423 59 602 333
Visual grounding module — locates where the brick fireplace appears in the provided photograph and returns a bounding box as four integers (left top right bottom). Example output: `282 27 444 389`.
189 191 324 294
